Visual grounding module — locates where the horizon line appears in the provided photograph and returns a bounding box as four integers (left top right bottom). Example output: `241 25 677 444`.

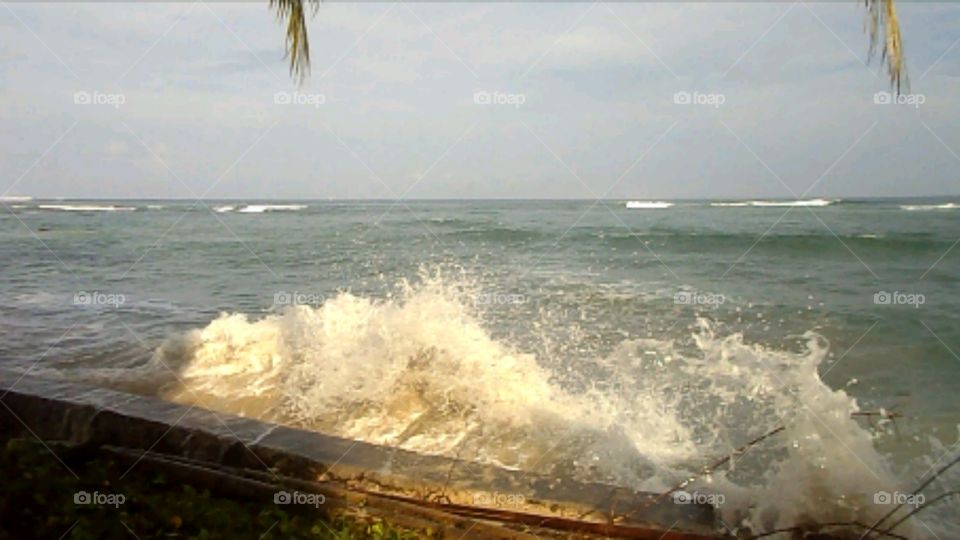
4 195 960 202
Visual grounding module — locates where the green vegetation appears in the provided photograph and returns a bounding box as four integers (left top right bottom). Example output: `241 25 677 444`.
0 438 423 540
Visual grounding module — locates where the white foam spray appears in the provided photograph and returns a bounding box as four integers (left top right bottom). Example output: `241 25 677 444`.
134 271 936 537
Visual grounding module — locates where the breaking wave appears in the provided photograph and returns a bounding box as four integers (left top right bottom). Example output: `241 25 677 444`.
625 201 675 209
710 198 839 208
237 204 308 213
36 204 135 212
111 271 935 537
900 203 958 211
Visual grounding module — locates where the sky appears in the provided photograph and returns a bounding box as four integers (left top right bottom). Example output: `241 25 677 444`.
1 2 959 200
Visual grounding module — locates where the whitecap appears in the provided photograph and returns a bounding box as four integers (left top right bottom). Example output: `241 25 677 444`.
237 204 308 213
748 198 837 207
36 204 135 212
900 202 958 211
709 202 750 207
625 201 674 209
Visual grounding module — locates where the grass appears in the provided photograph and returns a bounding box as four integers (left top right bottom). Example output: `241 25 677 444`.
0 438 427 540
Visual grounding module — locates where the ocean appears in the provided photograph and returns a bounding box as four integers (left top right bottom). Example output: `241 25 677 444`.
1 197 958 537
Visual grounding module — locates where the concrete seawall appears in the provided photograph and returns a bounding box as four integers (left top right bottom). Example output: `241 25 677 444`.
0 369 722 539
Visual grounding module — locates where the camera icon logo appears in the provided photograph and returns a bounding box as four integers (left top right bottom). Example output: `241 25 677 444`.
874 491 892 504
671 490 693 504
74 491 91 504
274 291 293 306
274 91 292 105
874 291 892 305
74 91 92 105
473 91 492 105
673 91 692 105
874 91 892 105
74 291 92 305
274 490 292 504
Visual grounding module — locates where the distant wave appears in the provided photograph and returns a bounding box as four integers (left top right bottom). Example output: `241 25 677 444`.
237 204 308 213
0 196 32 202
709 202 750 207
749 198 837 207
708 198 837 208
900 203 958 211
27 203 312 213
36 204 135 212
625 201 674 209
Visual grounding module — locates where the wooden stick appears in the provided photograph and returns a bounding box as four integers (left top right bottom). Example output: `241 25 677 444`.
613 425 786 524
753 520 909 539
880 490 959 535
862 452 960 538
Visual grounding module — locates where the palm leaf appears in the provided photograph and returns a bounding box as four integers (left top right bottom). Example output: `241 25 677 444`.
270 0 908 92
866 0 907 92
271 0 318 83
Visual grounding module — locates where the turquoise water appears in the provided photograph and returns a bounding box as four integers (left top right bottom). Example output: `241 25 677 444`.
1 197 958 536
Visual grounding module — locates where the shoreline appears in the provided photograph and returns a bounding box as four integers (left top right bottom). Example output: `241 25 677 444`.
0 369 719 539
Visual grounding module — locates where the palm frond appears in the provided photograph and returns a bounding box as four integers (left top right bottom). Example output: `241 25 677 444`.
271 0 319 84
866 0 906 93
271 0 907 92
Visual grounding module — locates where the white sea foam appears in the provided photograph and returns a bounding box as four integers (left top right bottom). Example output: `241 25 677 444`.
749 198 836 207
0 195 32 202
131 271 928 536
900 202 958 211
237 204 308 213
213 205 236 213
709 202 750 207
708 199 837 208
36 204 135 212
625 201 674 209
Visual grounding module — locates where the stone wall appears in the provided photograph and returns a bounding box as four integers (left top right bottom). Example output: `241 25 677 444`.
0 369 720 539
